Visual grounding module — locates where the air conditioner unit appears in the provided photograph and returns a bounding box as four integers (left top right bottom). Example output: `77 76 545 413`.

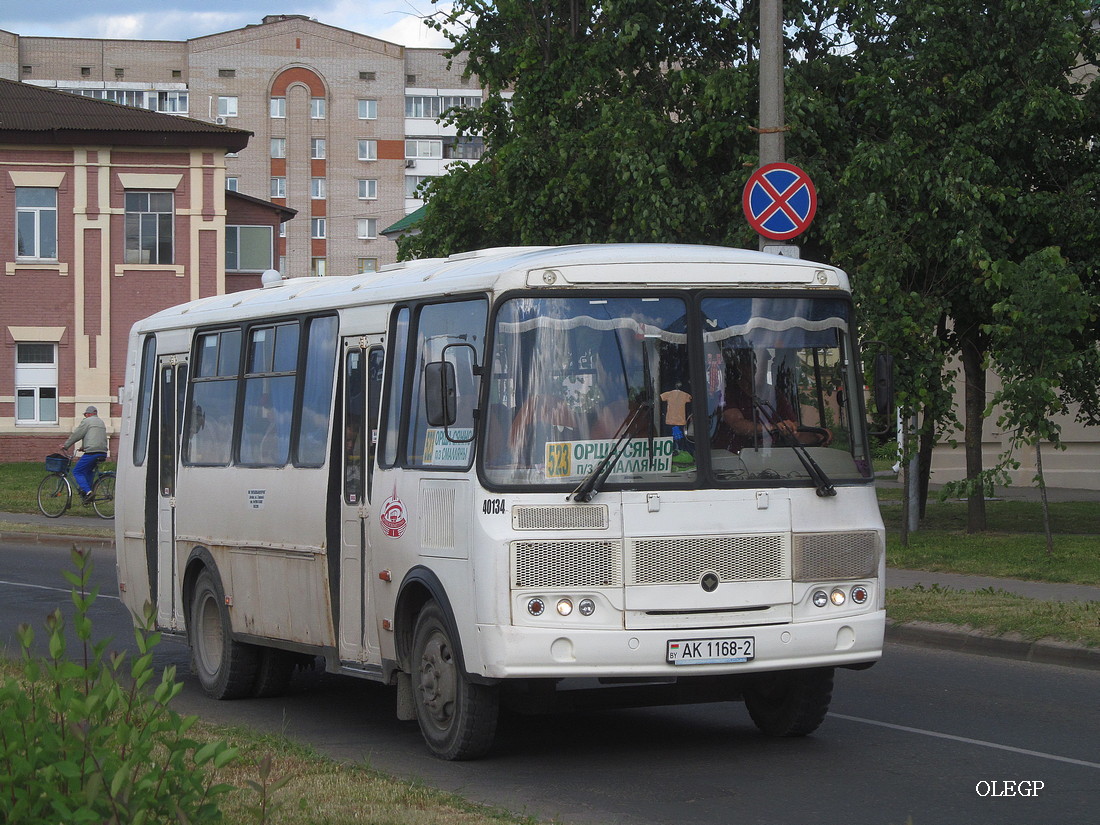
215 116 227 125
405 159 416 168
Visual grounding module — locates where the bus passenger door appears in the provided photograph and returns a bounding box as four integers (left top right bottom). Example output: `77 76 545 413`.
156 356 187 630
338 340 384 664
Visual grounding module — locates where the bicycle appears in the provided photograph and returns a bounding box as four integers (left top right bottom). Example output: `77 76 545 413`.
37 452 115 520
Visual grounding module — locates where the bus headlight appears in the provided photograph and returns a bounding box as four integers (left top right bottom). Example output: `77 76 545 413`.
851 585 869 605
527 598 546 616
830 588 847 606
578 598 596 616
812 590 829 608
556 598 573 616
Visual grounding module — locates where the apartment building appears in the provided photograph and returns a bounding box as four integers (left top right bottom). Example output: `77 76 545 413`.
4 14 482 277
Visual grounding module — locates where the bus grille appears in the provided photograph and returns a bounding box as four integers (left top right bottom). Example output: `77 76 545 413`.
511 504 609 531
792 532 879 581
512 540 623 588
629 534 789 585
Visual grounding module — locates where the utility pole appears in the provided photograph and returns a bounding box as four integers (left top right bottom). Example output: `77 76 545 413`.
759 0 785 169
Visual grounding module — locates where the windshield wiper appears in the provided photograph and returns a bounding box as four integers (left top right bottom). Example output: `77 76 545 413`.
751 395 836 497
569 403 650 503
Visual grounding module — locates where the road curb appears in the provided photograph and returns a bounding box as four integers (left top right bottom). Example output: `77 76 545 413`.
0 528 113 547
886 620 1100 671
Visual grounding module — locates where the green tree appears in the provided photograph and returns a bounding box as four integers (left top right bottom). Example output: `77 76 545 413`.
825 0 1100 532
982 248 1100 554
405 0 853 258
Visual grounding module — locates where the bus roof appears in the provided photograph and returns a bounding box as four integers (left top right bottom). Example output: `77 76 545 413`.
131 244 849 333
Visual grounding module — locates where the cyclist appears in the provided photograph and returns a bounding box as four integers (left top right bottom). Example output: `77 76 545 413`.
61 405 108 504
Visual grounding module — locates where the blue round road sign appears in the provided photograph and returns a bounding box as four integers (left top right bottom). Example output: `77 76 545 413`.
742 162 817 241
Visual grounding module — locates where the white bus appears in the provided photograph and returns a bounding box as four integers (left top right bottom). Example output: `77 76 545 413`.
115 244 888 760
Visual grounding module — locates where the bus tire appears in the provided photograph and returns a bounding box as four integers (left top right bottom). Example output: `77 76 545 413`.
410 602 498 760
743 667 834 737
189 566 259 699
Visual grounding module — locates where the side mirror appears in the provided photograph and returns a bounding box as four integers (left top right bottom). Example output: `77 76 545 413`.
872 352 895 415
424 361 457 427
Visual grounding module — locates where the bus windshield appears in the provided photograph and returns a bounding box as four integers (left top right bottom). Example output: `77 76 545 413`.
482 293 872 489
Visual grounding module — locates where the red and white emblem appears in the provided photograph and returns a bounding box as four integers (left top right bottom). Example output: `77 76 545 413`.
380 488 408 538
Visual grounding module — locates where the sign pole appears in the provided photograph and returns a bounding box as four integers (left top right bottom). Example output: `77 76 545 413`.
759 0 785 170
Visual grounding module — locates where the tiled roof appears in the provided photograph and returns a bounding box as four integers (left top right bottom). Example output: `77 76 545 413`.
0 78 252 150
381 204 427 236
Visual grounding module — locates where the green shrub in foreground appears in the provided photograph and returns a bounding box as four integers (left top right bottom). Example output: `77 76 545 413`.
0 547 237 824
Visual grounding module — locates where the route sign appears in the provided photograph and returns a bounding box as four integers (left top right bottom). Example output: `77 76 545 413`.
742 162 817 241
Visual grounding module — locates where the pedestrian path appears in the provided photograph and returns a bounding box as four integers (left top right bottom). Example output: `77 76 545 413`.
887 567 1100 603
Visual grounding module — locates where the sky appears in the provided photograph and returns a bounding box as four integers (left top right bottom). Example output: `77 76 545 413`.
0 0 454 48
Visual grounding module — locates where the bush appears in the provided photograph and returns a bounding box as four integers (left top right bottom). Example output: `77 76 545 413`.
0 547 238 823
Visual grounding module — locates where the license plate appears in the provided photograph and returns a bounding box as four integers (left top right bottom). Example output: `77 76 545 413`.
666 637 755 665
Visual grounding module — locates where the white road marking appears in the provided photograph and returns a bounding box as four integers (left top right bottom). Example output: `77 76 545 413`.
0 579 120 601
832 713 1100 770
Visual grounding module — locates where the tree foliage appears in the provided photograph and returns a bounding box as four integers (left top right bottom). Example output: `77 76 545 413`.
824 0 1100 529
405 0 853 258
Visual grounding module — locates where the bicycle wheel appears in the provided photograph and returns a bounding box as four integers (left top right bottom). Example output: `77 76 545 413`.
37 473 72 518
91 473 115 519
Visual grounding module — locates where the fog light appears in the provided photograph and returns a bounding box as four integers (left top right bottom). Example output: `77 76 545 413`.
851 585 869 605
578 598 596 616
830 588 847 606
527 598 545 616
812 590 829 608
556 598 573 616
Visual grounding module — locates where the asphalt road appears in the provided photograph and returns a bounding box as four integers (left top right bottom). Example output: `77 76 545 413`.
2 538 1098 825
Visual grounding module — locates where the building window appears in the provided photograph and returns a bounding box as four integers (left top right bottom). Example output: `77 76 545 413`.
405 96 443 119
358 140 377 161
311 138 326 159
226 177 239 192
358 179 378 200
114 68 125 79
15 343 58 425
405 139 443 159
311 178 327 200
217 96 238 118
270 177 286 198
406 74 417 85
124 191 173 264
311 218 327 239
357 258 378 274
16 187 58 260
357 219 377 239
310 97 326 119
81 67 91 77
218 68 236 78
226 226 274 271
311 257 327 277
358 99 377 119
446 136 485 160
405 175 433 199
270 97 286 118
359 71 376 81
270 138 286 158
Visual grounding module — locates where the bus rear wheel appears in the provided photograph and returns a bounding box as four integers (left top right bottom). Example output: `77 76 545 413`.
410 602 498 760
743 667 834 737
189 567 259 699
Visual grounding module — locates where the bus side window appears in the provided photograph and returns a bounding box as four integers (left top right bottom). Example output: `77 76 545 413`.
406 299 487 468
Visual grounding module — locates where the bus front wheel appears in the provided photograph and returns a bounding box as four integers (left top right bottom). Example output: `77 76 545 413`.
410 602 498 760
189 567 259 699
743 667 834 737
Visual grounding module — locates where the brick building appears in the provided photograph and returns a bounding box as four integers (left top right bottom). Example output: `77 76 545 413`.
2 14 482 278
0 78 289 461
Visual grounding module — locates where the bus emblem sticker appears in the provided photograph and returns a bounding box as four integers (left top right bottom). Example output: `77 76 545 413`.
380 489 408 538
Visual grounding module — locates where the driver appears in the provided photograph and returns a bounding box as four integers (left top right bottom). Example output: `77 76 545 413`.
715 349 829 451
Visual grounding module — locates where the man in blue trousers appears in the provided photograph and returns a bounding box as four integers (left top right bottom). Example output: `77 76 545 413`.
61 406 108 504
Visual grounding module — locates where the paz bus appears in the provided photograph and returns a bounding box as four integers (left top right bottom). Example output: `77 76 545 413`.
115 244 888 760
